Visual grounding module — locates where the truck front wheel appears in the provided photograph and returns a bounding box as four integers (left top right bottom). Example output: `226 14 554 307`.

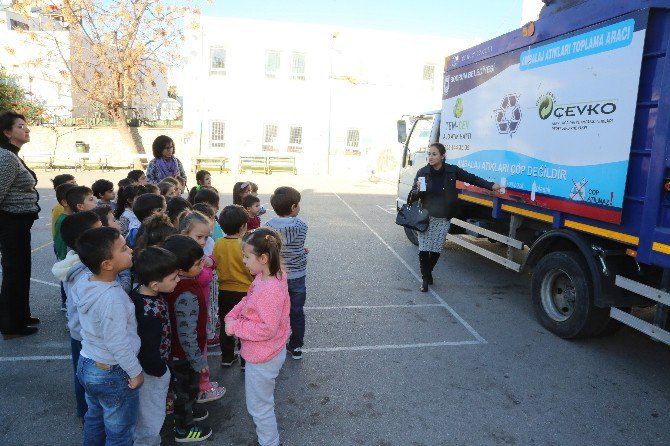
531 251 608 338
404 227 419 246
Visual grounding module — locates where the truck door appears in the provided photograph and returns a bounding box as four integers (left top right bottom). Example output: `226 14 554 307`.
397 114 439 207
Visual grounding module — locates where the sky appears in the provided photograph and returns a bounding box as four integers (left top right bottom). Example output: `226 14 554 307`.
198 0 526 43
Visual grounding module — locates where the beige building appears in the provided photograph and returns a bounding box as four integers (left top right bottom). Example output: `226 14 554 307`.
0 6 72 119
182 15 475 175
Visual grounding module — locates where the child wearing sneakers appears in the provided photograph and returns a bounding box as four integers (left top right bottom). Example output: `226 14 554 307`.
214 205 253 368
130 247 181 446
224 228 290 446
177 211 225 403
162 235 215 443
73 227 143 444
265 187 309 360
51 211 103 423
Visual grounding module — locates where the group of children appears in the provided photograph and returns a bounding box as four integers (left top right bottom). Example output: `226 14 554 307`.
49 169 309 446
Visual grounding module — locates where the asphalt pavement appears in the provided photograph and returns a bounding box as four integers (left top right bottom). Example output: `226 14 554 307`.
1 170 669 446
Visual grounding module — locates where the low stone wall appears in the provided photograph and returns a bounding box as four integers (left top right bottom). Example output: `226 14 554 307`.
22 126 183 158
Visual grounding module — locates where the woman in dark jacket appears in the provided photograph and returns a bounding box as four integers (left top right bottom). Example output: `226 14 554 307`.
410 142 499 292
145 135 186 184
0 110 41 337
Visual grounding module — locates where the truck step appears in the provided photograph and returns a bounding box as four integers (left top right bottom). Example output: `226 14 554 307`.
446 234 521 272
614 275 670 306
610 308 670 345
449 218 524 249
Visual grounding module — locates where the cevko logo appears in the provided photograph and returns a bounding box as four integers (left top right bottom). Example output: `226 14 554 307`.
536 93 617 119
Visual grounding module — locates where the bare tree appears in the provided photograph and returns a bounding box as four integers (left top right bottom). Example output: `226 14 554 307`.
7 1 207 161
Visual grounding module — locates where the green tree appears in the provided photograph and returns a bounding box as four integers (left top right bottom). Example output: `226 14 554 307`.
0 66 46 122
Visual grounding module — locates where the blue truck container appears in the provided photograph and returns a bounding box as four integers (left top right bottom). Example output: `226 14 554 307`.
397 0 670 343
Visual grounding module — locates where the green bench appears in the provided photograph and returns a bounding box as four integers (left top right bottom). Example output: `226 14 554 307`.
239 155 297 175
194 156 229 173
239 156 269 174
267 156 297 175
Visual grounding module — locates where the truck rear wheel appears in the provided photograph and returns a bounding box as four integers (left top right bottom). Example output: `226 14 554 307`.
531 251 609 338
404 227 419 246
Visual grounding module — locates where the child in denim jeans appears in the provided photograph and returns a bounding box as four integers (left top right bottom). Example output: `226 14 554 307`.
265 187 308 360
73 227 143 445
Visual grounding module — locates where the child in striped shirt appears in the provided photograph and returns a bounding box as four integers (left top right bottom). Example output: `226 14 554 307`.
265 186 308 360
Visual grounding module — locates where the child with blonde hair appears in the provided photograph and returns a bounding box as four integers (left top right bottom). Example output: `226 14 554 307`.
192 203 221 347
225 228 290 446
177 210 225 403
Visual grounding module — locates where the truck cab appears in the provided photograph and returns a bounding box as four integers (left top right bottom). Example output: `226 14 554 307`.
396 112 439 210
395 0 670 344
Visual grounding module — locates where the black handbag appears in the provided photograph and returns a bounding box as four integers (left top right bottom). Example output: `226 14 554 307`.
396 193 429 232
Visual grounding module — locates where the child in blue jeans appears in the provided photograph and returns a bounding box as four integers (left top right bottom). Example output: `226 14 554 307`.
51 211 103 423
73 227 144 445
265 187 308 360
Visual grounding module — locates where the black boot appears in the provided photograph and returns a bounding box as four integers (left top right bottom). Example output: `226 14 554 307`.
428 252 440 285
419 251 430 292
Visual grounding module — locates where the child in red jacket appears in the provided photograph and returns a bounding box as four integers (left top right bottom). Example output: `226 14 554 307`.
163 235 215 443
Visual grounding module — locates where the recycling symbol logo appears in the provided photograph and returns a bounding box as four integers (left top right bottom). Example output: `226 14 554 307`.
493 94 522 137
453 98 463 118
538 94 554 120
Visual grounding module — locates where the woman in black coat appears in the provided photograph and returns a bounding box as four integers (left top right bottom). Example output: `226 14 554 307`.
0 110 41 338
410 142 499 292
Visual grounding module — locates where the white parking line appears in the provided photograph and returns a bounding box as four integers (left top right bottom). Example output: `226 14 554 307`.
31 278 60 288
332 192 487 344
0 355 70 362
375 204 396 215
301 340 481 353
305 303 442 310
31 241 53 253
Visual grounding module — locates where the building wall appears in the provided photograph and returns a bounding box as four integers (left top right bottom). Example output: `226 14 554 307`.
0 10 73 118
182 16 476 175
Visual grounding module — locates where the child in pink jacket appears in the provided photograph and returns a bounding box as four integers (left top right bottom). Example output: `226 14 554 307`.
225 228 290 446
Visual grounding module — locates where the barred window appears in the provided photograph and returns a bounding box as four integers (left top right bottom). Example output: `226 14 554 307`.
265 51 281 79
262 123 278 151
290 53 306 80
423 64 435 82
210 48 226 76
288 125 303 153
210 121 225 148
346 129 360 148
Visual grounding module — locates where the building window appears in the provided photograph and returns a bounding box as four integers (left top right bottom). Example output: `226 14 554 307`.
210 121 226 148
290 53 306 80
346 129 360 155
265 51 281 79
262 123 279 151
210 47 226 76
423 64 435 82
288 125 303 152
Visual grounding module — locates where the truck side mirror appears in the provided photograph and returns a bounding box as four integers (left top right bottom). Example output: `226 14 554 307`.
397 120 407 144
